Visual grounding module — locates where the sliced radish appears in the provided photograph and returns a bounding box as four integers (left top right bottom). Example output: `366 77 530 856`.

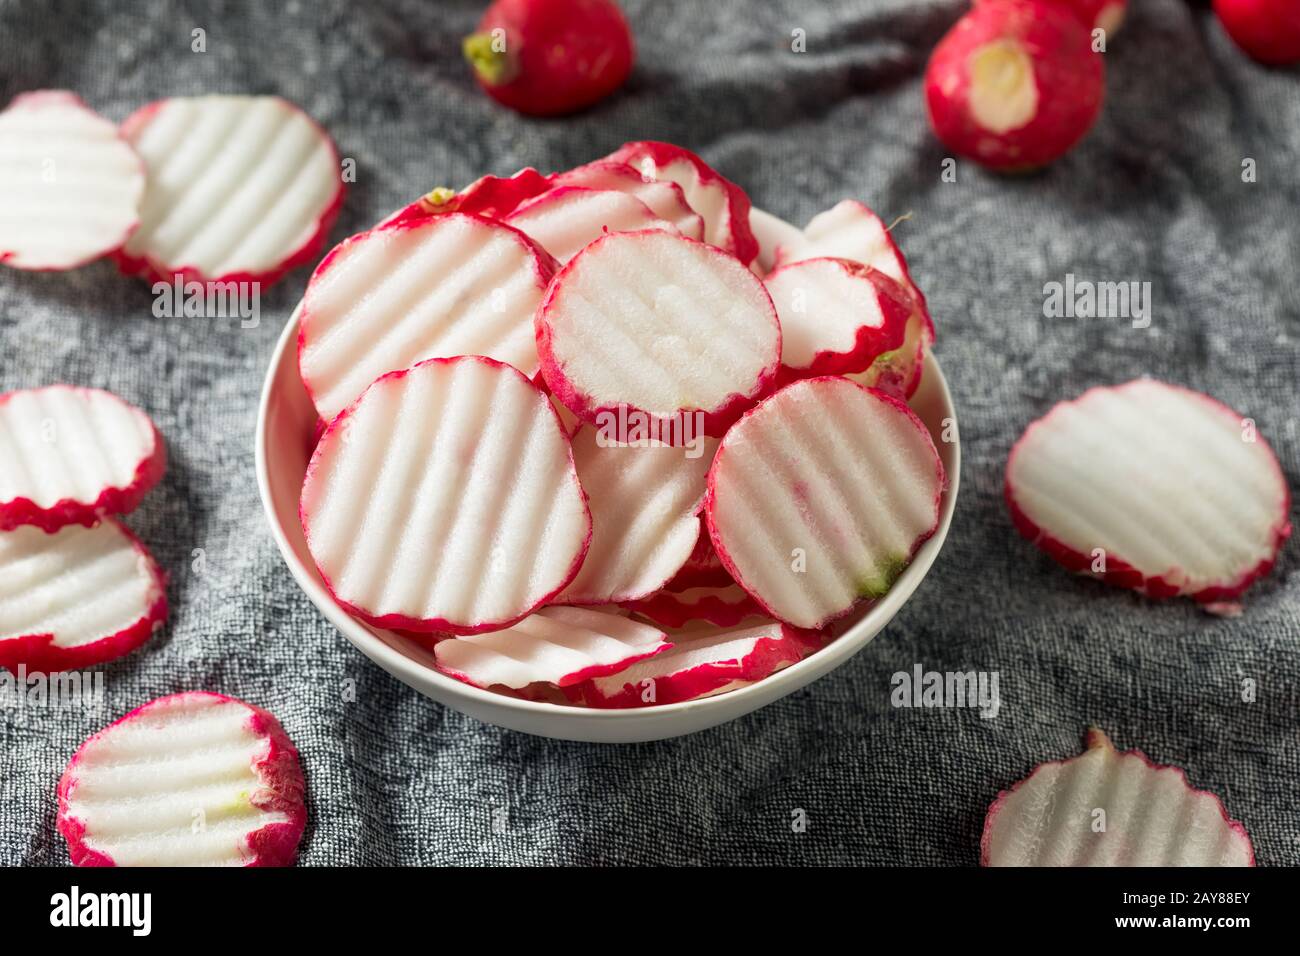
536 230 781 438
624 583 761 628
1006 379 1292 603
765 257 911 377
433 605 670 689
665 528 734 589
0 91 144 271
553 160 704 239
505 185 679 262
982 729 1254 866
0 385 166 532
115 95 344 286
572 619 820 708
57 692 306 867
381 166 552 227
846 298 929 400
774 200 934 345
298 213 557 424
706 377 944 629
299 356 591 635
555 426 717 605
0 519 167 673
604 141 758 265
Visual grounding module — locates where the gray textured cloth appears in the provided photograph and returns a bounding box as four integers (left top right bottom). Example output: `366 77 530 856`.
2 0 1297 867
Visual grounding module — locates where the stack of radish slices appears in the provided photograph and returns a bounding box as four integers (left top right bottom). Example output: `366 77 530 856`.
297 142 946 708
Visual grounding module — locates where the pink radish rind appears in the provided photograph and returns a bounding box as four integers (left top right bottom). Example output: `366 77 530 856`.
981 728 1255 867
380 167 553 227
56 691 307 867
0 519 168 674
299 355 592 635
111 96 346 288
1005 380 1292 603
535 230 782 439
0 386 166 533
623 585 761 628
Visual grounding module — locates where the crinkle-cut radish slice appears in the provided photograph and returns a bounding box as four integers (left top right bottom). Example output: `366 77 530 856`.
665 528 734 589
0 519 167 674
433 605 670 689
380 167 552 227
774 200 934 345
1006 379 1292 603
553 160 705 240
573 619 821 708
982 729 1254 867
706 377 944 629
505 185 679 263
0 385 166 532
604 141 758 265
846 300 929 400
114 95 344 286
300 355 591 635
765 257 911 376
624 583 761 628
0 91 144 271
537 229 781 439
555 426 717 605
298 213 557 424
57 692 306 867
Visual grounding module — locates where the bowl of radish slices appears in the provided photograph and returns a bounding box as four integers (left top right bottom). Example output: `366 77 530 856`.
257 143 959 742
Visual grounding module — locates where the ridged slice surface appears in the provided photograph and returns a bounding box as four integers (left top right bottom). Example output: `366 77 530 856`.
765 257 910 375
605 141 758 264
0 386 165 531
1005 380 1291 601
118 95 342 282
0 91 144 270
556 427 717 605
300 356 591 634
574 619 819 707
57 692 306 867
433 605 670 689
537 230 781 438
299 213 556 423
775 200 933 343
553 161 705 239
0 519 167 672
506 186 677 263
706 377 944 629
624 583 760 628
982 730 1254 867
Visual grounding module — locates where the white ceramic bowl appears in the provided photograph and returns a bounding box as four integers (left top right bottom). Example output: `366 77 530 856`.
255 208 960 742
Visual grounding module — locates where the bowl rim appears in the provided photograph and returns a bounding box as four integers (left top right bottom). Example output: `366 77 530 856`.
255 207 960 722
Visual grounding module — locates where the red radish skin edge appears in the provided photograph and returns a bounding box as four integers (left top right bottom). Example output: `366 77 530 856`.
464 0 635 117
380 167 553 228
605 140 760 266
0 91 146 272
766 258 912 377
0 520 168 675
0 387 167 533
535 230 781 439
1005 382 1292 603
704 379 946 631
622 589 762 629
924 1 1105 170
296 213 560 417
980 728 1256 867
56 692 307 867
665 530 735 590
299 355 593 635
437 640 673 691
1212 0 1300 65
111 98 346 289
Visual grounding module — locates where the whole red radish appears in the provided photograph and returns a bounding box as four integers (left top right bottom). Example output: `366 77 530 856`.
463 0 635 116
1213 0 1300 65
925 0 1105 170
